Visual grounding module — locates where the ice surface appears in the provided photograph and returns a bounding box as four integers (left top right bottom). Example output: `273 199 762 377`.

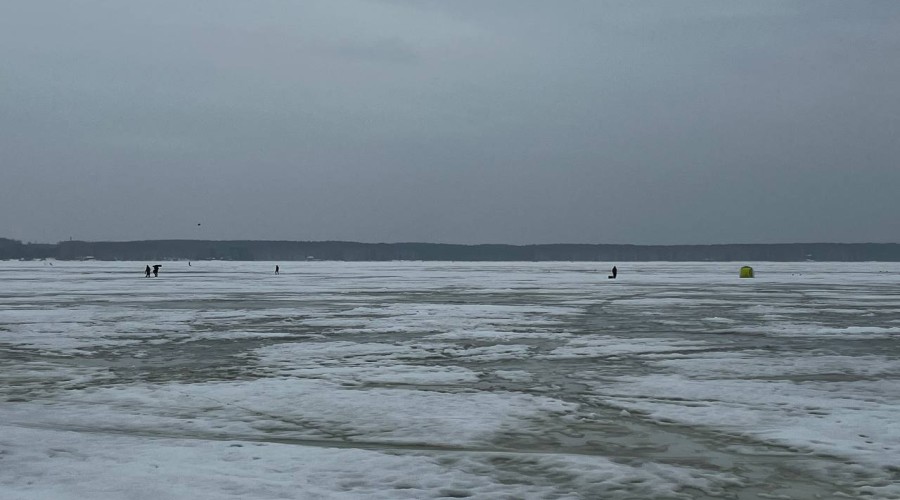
2 260 899 498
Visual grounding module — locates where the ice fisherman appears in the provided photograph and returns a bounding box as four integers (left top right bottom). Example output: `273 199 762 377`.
152 264 161 277
275 265 279 274
145 265 151 278
609 266 618 279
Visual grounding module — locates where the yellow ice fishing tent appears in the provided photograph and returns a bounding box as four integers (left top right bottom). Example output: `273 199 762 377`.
739 266 754 278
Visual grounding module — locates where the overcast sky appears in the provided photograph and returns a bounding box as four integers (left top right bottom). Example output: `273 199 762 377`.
2 1 899 244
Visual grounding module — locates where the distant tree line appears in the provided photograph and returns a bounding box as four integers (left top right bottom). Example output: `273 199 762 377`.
3 238 900 261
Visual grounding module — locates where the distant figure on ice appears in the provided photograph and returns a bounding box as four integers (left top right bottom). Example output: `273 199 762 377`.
145 265 151 278
608 266 617 279
152 264 161 277
275 265 279 274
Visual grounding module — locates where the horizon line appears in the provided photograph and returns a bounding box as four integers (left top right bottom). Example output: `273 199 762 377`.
9 238 900 247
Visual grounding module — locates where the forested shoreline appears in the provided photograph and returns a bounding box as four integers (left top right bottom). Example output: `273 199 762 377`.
3 238 900 261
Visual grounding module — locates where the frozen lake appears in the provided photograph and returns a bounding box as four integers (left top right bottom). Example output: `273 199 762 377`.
1 261 899 499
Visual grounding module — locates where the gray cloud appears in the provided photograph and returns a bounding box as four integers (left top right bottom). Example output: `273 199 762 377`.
2 0 899 244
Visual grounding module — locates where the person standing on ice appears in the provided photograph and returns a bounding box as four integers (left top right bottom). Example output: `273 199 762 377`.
152 264 161 277
608 266 617 279
145 265 151 278
275 265 279 274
